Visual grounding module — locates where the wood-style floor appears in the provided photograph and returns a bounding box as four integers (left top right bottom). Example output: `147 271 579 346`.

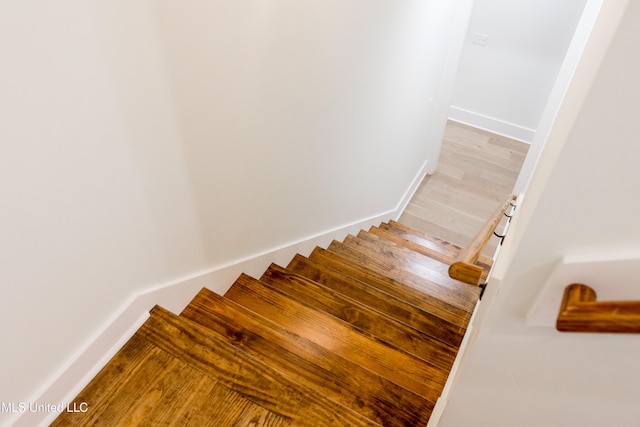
400 120 529 255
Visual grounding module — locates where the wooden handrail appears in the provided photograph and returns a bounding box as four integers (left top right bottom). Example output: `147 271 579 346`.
448 195 516 285
556 284 640 333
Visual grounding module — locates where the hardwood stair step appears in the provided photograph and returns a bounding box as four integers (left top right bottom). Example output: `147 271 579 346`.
346 231 479 310
55 306 379 426
357 229 454 279
351 230 485 302
261 263 457 369
224 273 448 402
397 214 484 257
52 334 293 426
142 306 380 426
373 224 492 278
287 253 464 354
326 239 478 317
371 224 456 265
388 220 467 256
385 220 494 269
309 247 470 330
181 287 433 427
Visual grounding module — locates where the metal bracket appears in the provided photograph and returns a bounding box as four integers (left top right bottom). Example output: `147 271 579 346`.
479 283 487 300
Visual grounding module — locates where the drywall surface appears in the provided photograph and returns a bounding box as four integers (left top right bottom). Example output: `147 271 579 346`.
512 0 605 195
450 0 586 141
149 0 468 234
440 2 640 426
0 1 469 425
0 2 205 419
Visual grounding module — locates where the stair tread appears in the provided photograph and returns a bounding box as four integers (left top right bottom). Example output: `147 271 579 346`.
224 273 448 402
309 247 470 327
389 220 494 268
374 224 493 276
358 230 454 279
52 331 293 426
181 287 433 427
287 253 465 353
388 220 466 255
397 214 486 255
375 224 458 262
391 216 500 258
261 263 459 366
346 232 480 311
144 306 383 426
326 240 478 316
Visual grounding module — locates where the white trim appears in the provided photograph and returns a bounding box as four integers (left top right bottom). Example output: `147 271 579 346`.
13 161 429 427
448 106 535 143
427 303 479 427
395 160 429 221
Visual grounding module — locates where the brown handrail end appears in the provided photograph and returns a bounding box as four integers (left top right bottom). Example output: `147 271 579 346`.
448 261 483 286
556 283 640 333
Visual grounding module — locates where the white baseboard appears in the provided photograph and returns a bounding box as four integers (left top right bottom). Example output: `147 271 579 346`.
13 161 429 427
448 106 535 144
427 303 479 427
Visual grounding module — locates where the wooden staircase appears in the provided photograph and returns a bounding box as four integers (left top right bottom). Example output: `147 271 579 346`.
52 220 489 426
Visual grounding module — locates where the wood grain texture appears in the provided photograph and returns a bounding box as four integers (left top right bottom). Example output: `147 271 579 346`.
141 306 381 427
328 238 479 314
51 334 293 427
286 254 460 360
556 284 640 333
224 274 448 402
387 220 468 258
310 246 471 328
353 231 485 301
371 224 491 273
261 263 457 369
181 287 433 427
355 231 454 281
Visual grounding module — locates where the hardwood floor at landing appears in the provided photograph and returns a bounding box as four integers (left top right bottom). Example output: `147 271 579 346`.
399 121 529 255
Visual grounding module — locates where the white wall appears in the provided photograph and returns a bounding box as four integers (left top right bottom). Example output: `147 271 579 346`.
449 0 586 142
0 1 205 421
0 1 470 425
440 2 640 426
149 0 465 246
512 0 605 195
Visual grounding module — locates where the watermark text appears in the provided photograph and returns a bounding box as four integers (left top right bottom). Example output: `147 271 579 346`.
1 401 88 414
